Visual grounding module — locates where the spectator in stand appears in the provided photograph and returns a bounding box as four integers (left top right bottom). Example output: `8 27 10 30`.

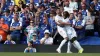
85 9 95 36
14 5 20 13
22 11 30 29
18 0 25 8
41 0 49 9
74 12 85 40
18 0 26 12
89 3 99 32
5 0 13 10
39 14 51 39
45 2 56 15
10 13 22 44
29 12 34 21
69 0 78 10
80 0 90 9
2 9 12 26
0 18 9 43
29 3 37 14
24 21 39 43
50 0 56 7
90 0 100 11
39 4 46 19
8 5 14 17
81 4 88 17
34 12 40 26
4 34 16 44
0 0 6 11
48 11 57 37
69 13 76 27
24 41 36 53
92 0 100 33
40 30 53 45
25 5 30 13
63 1 73 13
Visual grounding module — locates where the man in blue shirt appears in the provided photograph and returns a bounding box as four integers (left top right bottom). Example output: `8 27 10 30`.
74 12 86 40
4 35 16 44
41 0 49 9
48 11 57 37
21 12 30 29
39 14 52 39
81 4 88 17
2 9 12 26
10 13 22 44
90 0 100 11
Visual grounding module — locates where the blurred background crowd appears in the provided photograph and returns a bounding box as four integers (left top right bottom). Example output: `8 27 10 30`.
0 0 100 45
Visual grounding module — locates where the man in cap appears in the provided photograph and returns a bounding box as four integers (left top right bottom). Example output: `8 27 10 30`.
40 29 53 45
32 33 40 44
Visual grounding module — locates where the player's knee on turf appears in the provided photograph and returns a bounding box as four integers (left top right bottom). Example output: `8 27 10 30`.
70 37 77 43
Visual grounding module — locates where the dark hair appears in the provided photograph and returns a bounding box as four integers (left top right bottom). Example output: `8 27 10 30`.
88 8 93 13
5 9 10 13
29 41 33 44
63 11 70 19
14 5 20 12
50 10 56 16
56 7 60 10
78 12 82 15
41 4 45 8
29 41 33 47
18 0 24 4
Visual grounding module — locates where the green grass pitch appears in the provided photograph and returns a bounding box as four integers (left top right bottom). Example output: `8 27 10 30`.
0 52 100 56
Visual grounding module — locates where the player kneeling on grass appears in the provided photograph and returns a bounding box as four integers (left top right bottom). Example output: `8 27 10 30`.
4 35 16 44
24 41 36 53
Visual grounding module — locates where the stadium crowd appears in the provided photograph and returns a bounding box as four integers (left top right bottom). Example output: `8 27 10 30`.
0 0 100 44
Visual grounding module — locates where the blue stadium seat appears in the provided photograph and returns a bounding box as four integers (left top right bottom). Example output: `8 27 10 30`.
79 36 100 45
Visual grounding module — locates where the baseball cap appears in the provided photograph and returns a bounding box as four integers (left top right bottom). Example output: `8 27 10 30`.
32 33 37 36
44 30 50 34
4 9 10 13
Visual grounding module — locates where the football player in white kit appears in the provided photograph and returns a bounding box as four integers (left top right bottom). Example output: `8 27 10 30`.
55 8 69 53
63 11 84 53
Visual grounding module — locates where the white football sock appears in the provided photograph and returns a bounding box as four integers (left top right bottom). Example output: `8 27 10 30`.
72 40 82 50
57 39 67 50
67 41 71 52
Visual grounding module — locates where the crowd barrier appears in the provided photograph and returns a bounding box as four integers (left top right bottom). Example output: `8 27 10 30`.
0 44 100 53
